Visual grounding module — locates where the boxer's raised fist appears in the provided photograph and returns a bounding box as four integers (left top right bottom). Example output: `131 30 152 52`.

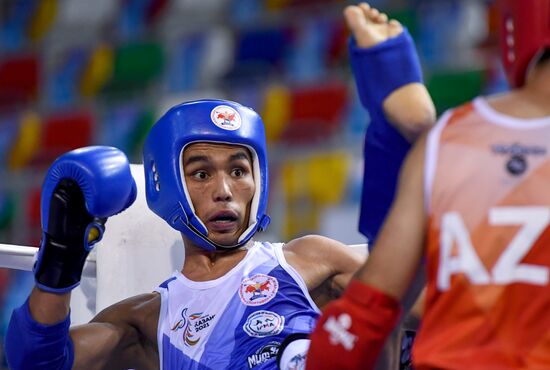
34 146 136 293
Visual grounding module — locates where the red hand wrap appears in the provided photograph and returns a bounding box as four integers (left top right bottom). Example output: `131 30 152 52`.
306 280 402 370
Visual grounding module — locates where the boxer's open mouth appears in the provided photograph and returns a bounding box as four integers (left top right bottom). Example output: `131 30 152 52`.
213 215 237 222
209 211 238 223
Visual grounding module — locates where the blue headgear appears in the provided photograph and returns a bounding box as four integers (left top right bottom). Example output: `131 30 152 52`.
143 99 271 251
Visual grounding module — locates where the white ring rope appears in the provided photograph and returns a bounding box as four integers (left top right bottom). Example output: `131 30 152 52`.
0 243 96 278
0 242 363 279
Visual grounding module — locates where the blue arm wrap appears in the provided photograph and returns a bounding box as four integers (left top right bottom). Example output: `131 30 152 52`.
350 29 423 244
349 28 423 112
5 299 74 370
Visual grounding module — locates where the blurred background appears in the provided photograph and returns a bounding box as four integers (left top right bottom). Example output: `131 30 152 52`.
0 0 506 366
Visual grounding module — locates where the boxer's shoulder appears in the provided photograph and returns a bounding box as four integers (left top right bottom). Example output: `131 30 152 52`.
283 235 363 294
284 235 356 268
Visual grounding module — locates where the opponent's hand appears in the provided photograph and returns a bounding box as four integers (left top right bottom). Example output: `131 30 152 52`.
344 3 403 49
306 281 401 370
34 146 137 293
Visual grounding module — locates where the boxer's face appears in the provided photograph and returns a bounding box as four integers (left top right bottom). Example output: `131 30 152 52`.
182 142 255 246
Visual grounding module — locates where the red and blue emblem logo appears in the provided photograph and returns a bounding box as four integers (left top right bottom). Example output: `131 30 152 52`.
239 274 279 306
211 105 241 130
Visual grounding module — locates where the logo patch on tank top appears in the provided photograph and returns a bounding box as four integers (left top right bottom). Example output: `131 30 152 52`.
171 307 216 347
506 154 527 176
239 274 279 306
247 341 280 368
492 142 546 176
243 310 285 337
287 352 307 369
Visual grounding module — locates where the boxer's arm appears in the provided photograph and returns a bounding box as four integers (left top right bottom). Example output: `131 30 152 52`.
71 293 160 370
383 83 435 142
7 292 157 370
356 133 427 297
29 286 70 324
345 5 434 242
346 17 435 142
5 146 137 370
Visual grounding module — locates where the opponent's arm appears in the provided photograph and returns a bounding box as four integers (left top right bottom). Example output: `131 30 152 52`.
5 146 137 370
306 134 427 370
345 3 435 242
356 134 427 297
344 3 436 142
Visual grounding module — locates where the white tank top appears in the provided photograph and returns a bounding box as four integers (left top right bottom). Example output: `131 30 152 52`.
156 241 320 369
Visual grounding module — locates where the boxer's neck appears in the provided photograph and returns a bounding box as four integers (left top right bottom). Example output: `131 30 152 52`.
526 61 550 96
180 240 253 281
486 62 550 120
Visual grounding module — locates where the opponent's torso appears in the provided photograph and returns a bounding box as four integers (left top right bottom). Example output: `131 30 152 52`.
156 241 319 370
414 98 550 370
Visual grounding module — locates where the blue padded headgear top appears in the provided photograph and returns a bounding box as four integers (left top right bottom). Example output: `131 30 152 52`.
143 99 271 251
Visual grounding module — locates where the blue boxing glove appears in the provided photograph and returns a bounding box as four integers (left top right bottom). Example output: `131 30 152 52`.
33 146 137 293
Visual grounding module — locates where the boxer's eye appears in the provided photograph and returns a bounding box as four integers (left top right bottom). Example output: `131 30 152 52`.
192 171 208 180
